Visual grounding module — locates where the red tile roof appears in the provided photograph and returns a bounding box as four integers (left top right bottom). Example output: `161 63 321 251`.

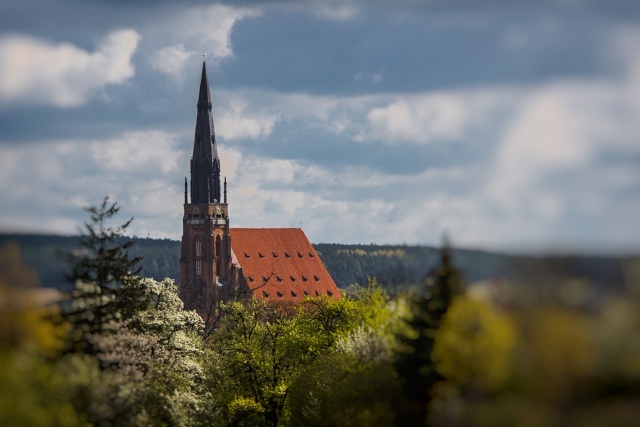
230 228 340 302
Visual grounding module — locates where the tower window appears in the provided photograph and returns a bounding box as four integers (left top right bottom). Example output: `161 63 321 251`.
196 260 202 276
195 240 202 257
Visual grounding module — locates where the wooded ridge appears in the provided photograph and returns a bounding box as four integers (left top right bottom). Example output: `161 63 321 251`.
0 233 632 294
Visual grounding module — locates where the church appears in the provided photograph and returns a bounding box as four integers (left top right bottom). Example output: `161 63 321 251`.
178 61 340 317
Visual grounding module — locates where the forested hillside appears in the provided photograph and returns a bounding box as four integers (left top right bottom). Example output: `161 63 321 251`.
0 234 181 290
0 234 633 295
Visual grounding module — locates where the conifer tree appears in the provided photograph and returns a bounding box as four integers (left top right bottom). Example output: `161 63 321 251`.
64 196 146 351
393 233 464 426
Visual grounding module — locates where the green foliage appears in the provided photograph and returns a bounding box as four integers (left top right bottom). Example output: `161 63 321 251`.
228 397 265 427
64 196 147 350
432 296 515 392
0 350 101 427
285 353 400 427
393 238 465 426
204 292 388 427
0 243 70 356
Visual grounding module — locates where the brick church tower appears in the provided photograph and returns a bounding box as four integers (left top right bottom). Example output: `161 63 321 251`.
179 60 233 316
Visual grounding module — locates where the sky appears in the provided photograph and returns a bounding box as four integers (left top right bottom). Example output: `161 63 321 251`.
0 0 639 253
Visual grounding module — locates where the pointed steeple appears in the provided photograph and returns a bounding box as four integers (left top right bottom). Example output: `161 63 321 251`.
190 60 221 204
197 61 212 111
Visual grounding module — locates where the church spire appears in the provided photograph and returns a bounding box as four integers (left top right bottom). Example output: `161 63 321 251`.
190 60 221 204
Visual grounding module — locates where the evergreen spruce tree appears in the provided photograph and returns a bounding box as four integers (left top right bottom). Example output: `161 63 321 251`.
393 233 464 426
64 196 146 351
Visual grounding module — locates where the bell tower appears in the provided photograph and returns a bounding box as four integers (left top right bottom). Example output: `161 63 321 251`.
179 60 232 317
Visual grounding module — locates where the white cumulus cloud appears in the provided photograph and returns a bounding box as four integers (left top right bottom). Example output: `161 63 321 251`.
148 43 195 82
216 96 280 140
91 130 183 175
0 29 141 107
364 90 512 144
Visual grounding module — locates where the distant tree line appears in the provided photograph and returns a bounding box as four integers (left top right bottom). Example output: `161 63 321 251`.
1 234 631 295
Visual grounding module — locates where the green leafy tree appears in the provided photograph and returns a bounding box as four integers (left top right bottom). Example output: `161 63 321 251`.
64 196 146 350
432 295 515 393
393 234 464 426
204 295 366 427
286 352 400 427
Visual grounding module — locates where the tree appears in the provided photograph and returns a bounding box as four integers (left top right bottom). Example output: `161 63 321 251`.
432 296 515 393
393 234 464 426
64 196 146 351
86 278 206 426
204 295 365 427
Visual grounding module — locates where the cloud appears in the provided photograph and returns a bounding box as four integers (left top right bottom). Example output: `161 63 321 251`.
310 3 359 21
205 63 639 250
91 130 183 175
148 43 195 82
0 130 186 237
354 70 384 84
169 4 261 63
144 4 261 82
0 30 140 107
216 96 280 140
361 89 516 145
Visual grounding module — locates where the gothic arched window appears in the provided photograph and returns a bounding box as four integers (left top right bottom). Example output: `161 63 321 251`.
196 260 202 276
195 239 202 257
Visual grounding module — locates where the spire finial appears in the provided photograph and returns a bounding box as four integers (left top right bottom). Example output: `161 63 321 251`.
202 47 206 62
